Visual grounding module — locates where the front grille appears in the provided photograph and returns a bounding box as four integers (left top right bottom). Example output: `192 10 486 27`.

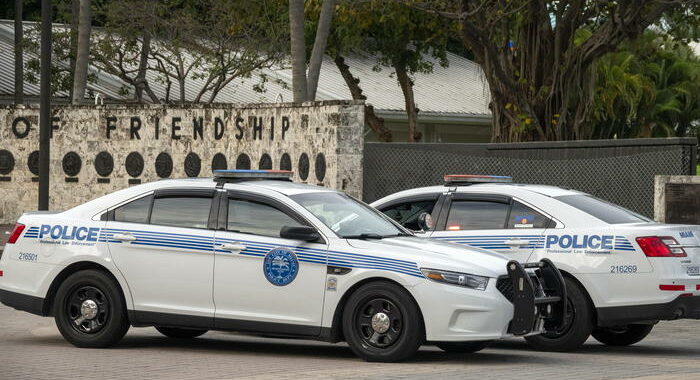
496 277 514 302
496 274 543 303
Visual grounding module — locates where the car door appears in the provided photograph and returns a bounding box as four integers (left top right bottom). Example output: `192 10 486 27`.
104 188 217 323
212 190 328 335
430 194 552 263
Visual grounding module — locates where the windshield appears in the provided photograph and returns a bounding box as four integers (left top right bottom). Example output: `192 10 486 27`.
555 194 652 224
290 192 407 238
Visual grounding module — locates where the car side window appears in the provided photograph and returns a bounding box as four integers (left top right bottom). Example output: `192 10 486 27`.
113 195 153 224
227 198 305 238
381 199 437 231
507 201 550 229
446 201 509 230
150 196 212 229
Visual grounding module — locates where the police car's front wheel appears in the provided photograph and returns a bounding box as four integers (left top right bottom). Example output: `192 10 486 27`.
54 269 130 348
591 324 654 346
342 281 424 362
524 277 593 352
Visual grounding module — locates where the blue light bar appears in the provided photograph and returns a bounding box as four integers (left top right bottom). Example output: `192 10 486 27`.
444 174 513 185
213 169 294 181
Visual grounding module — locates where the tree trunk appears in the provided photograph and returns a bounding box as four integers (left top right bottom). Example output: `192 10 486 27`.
306 0 336 100
334 56 392 142
68 0 79 100
478 45 596 142
71 0 91 104
14 0 23 104
134 31 159 103
289 0 308 102
178 58 186 104
394 60 420 142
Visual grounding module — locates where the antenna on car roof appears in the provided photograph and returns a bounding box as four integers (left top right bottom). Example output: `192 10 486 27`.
213 169 294 184
443 174 513 186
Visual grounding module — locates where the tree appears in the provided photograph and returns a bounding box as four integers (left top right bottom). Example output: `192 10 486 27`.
591 32 700 139
99 0 287 104
408 0 693 142
318 0 452 141
71 0 91 104
185 0 287 103
289 0 337 102
90 0 161 103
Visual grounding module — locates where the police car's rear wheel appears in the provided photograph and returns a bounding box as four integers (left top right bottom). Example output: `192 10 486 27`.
435 340 492 353
342 281 423 362
591 324 654 346
524 277 593 352
54 270 129 348
155 326 208 339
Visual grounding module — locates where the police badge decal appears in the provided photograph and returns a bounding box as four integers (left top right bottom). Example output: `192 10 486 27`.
263 247 299 286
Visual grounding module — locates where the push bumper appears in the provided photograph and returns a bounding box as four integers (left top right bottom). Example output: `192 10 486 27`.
597 295 700 327
501 259 567 336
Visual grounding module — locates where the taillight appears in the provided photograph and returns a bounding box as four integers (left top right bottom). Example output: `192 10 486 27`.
7 223 25 244
636 236 686 257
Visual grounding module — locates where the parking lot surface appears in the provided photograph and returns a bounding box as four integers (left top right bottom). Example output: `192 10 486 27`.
0 304 698 380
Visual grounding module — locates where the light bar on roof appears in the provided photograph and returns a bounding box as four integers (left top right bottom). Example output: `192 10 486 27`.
444 174 513 185
213 169 294 181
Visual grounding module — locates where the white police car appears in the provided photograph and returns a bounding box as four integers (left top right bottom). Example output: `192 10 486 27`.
372 175 700 352
0 170 565 362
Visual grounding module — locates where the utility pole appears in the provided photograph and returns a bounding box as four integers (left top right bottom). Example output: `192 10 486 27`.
39 0 52 210
14 0 23 104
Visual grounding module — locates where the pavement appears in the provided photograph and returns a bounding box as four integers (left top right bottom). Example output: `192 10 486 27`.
0 304 699 379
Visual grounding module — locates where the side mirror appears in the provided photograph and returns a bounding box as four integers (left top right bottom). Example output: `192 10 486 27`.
417 212 434 232
280 225 321 242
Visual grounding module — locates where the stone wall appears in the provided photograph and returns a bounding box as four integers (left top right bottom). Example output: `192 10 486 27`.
654 175 700 224
0 101 364 224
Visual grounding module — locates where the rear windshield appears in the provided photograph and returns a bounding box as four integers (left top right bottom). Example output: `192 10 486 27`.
555 194 652 224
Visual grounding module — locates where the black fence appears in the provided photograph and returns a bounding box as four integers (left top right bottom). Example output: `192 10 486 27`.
363 138 698 218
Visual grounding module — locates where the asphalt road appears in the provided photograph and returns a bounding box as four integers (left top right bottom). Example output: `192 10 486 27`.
0 304 699 379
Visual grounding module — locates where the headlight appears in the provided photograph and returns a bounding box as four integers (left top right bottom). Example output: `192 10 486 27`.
421 268 489 291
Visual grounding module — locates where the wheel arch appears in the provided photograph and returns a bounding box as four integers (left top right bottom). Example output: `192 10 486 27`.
42 261 130 317
323 277 425 343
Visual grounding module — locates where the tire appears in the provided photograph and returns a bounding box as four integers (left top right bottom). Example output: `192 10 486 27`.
592 324 653 346
155 326 208 339
54 269 130 348
524 277 593 352
436 340 492 353
342 281 424 362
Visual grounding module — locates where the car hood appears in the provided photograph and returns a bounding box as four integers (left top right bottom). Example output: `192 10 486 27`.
346 236 510 278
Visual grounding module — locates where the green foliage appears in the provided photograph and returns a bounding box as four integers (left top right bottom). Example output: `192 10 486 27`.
591 32 700 139
316 0 454 76
17 0 289 103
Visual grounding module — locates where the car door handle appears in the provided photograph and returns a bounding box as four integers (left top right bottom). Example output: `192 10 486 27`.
112 233 136 242
505 239 529 246
220 243 246 252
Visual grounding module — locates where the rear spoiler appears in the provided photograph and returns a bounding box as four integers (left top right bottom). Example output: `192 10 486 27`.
506 258 567 336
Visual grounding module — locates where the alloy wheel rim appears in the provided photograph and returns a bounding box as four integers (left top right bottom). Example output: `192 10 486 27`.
66 285 110 334
355 298 402 349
